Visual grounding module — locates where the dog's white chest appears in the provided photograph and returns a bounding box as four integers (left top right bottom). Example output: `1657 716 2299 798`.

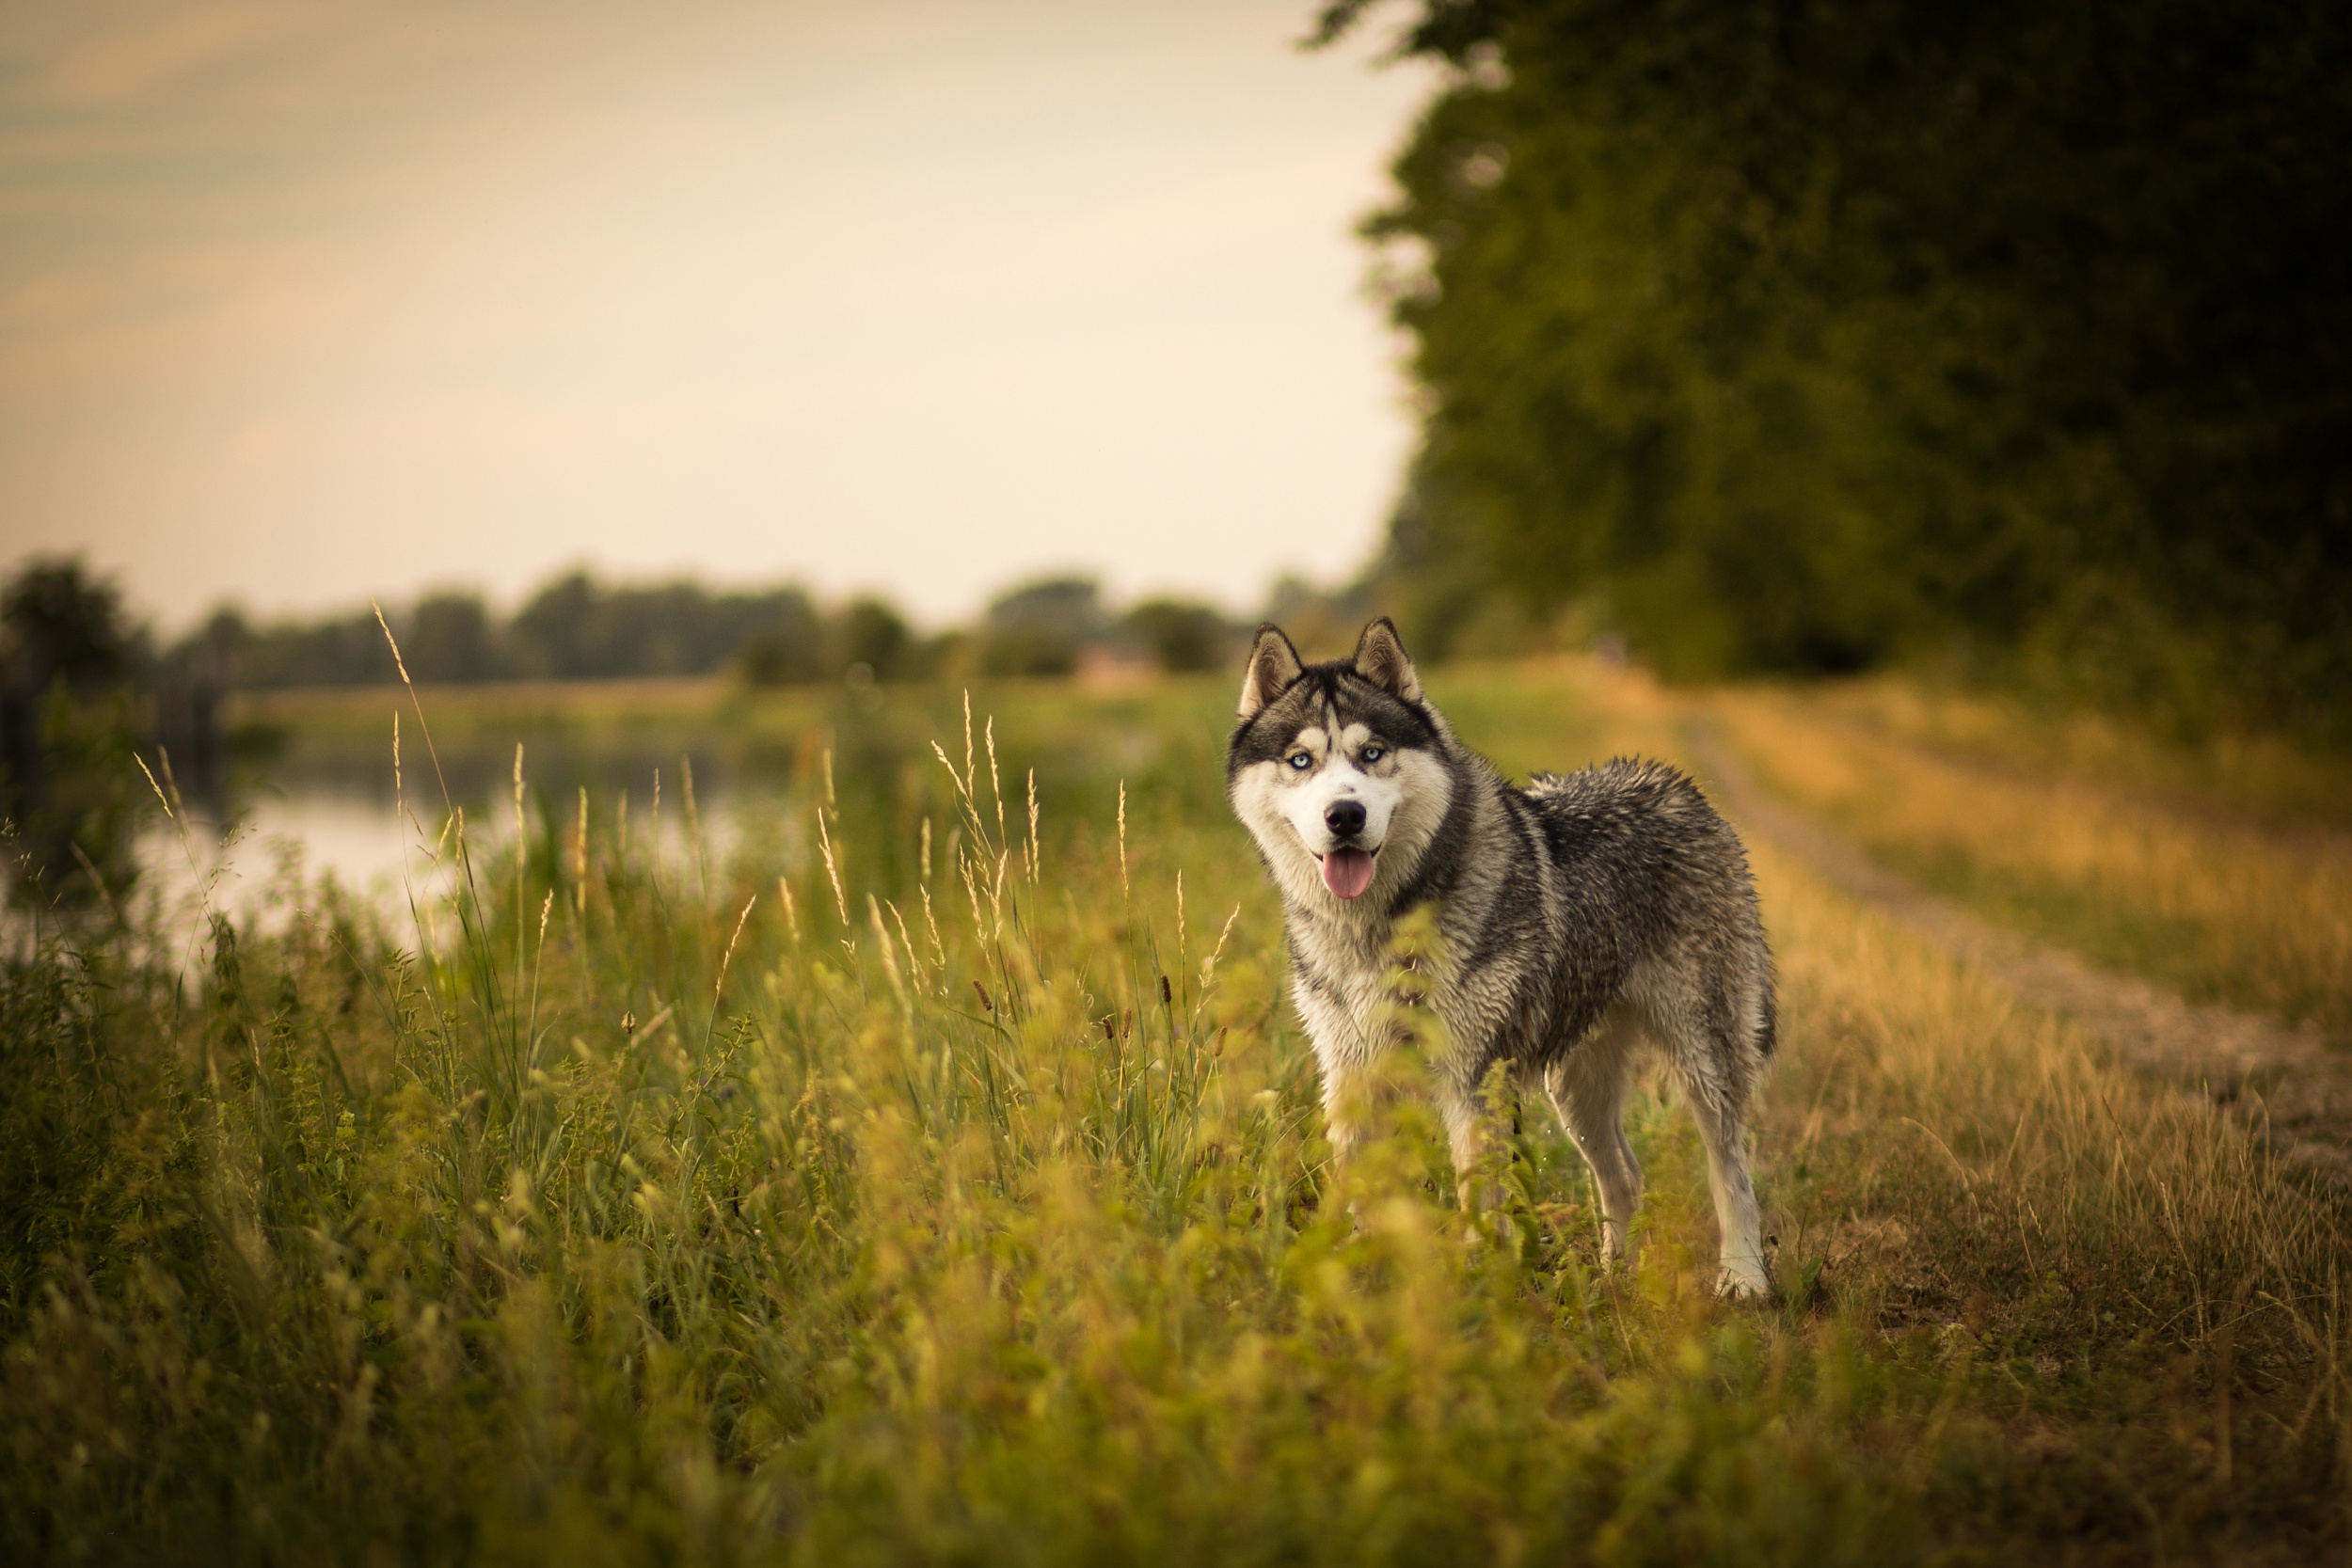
1287 913 1443 1068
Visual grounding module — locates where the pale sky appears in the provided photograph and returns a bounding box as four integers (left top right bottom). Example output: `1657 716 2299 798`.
0 1 1438 632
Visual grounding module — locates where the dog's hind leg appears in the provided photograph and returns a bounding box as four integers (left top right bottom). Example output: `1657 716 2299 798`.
1637 978 1771 1299
1683 1076 1769 1298
1543 1006 1645 1268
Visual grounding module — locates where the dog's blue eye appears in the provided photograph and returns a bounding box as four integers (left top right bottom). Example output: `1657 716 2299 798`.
1361 746 1385 763
1288 752 1311 770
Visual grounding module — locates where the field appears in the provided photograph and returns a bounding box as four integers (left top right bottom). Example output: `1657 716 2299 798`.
6 659 2351 1564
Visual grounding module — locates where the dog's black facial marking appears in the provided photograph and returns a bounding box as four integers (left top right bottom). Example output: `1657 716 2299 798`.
1226 660 1439 779
1328 668 1438 751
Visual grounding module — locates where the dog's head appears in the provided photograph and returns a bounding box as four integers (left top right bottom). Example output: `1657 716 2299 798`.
1226 617 1454 909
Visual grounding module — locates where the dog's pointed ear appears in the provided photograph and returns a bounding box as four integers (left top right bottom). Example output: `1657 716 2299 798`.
1237 624 1304 719
1351 617 1421 703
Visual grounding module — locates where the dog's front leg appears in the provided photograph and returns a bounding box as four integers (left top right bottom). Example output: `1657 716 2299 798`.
1433 1073 1512 1238
1317 1053 1371 1169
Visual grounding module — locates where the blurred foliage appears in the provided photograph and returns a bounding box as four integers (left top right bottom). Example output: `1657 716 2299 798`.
1120 597 1243 673
516 574 825 683
163 571 1242 693
183 605 400 689
407 590 506 683
731 595 835 688
740 594 921 688
1262 573 1382 661
0 559 153 911
1 562 135 688
979 578 1245 679
1325 0 2352 743
832 594 914 682
176 574 838 689
979 576 1106 677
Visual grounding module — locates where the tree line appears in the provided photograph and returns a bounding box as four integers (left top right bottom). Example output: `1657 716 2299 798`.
1323 0 2352 744
157 569 1243 690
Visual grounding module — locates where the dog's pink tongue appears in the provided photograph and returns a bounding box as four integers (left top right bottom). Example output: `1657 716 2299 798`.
1321 848 1376 899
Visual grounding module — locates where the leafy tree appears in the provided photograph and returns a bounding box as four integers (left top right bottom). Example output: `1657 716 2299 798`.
737 602 827 687
1120 598 1236 673
980 578 1104 677
515 572 824 681
0 559 151 909
0 562 135 689
406 592 510 683
831 597 913 682
215 610 396 689
1323 0 2352 740
512 571 602 679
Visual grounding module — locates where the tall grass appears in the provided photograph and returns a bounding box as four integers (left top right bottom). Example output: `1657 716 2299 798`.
4 665 2348 1562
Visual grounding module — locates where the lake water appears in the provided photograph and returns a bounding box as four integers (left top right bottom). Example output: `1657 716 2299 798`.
134 741 787 931
113 676 1232 936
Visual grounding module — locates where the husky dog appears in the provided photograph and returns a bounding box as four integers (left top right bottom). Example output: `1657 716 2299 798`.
1227 619 1775 1297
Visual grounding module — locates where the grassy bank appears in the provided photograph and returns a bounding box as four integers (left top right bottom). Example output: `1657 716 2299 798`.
6 665 2349 1562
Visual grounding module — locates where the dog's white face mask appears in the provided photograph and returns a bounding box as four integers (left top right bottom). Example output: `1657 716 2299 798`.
1232 720 1453 904
1230 617 1451 906
1263 722 1399 896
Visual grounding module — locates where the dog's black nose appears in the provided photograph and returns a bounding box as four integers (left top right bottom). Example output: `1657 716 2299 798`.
1324 800 1366 838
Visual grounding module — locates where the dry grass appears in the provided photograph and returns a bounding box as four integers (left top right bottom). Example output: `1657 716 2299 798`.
1712 685 2352 1040
1759 832 2343 1342
1788 676 2352 828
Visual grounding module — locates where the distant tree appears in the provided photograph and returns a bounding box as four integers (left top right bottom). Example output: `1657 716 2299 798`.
981 577 1103 677
513 572 823 681
405 591 508 683
151 607 241 811
591 583 689 676
738 596 828 687
1 559 135 690
0 557 151 908
698 587 822 676
910 628 976 683
1120 598 1234 673
513 571 601 679
179 608 251 688
231 611 397 688
167 573 935 693
831 597 913 681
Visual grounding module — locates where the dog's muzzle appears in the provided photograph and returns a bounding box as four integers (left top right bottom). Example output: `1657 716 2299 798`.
1317 800 1376 898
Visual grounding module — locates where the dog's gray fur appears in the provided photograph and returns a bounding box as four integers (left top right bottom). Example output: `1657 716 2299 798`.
1228 618 1775 1296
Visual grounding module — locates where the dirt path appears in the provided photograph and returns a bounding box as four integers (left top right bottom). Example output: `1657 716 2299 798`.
1685 725 2352 1184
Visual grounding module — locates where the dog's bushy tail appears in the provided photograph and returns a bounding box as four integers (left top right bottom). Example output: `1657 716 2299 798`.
1728 926 1778 1068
